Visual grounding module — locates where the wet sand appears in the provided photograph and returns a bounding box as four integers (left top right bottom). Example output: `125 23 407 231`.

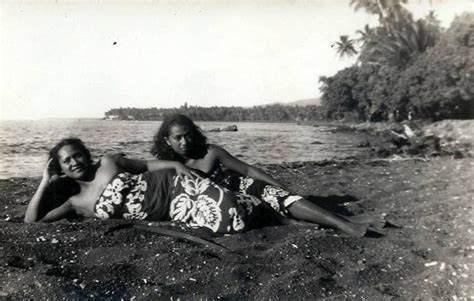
1 156 473 299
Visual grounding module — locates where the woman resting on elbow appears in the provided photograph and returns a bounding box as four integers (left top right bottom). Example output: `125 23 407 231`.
151 114 385 237
25 138 262 234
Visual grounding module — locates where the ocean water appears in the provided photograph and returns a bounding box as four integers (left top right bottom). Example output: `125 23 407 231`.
0 119 370 179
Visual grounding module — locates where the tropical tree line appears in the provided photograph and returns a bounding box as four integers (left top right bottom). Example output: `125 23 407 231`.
104 103 325 122
323 0 473 121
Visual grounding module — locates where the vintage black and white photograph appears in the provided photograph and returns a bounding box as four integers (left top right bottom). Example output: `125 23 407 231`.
1 0 473 299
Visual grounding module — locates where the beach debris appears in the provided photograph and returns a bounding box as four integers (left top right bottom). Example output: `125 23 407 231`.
379 121 474 157
424 261 438 267
105 222 234 255
403 124 415 138
51 238 59 244
36 236 47 242
134 224 232 253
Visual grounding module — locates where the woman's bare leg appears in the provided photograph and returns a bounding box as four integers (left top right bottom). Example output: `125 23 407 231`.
287 199 369 237
343 214 386 229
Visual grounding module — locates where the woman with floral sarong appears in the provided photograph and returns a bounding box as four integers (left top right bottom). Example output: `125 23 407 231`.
24 138 262 234
151 114 385 237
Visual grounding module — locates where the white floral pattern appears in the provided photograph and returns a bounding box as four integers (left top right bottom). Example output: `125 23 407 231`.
169 193 194 221
94 172 257 233
123 174 148 220
238 176 254 192
170 176 253 233
282 195 303 208
94 173 148 220
261 186 290 212
175 176 212 196
211 169 306 218
170 177 224 233
228 207 245 232
192 195 223 232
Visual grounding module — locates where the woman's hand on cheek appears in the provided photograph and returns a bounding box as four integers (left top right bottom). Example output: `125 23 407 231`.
43 159 58 183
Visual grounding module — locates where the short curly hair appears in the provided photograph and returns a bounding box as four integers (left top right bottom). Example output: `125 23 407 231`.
48 138 92 175
151 114 208 162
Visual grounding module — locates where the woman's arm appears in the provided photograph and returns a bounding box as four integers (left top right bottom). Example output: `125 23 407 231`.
37 199 74 222
25 159 59 223
25 180 75 223
24 176 51 223
212 145 291 191
106 154 197 179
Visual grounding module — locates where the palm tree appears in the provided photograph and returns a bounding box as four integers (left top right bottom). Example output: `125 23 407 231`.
350 0 409 25
334 35 358 59
349 0 439 67
350 0 381 18
356 24 374 45
425 10 440 27
361 18 436 66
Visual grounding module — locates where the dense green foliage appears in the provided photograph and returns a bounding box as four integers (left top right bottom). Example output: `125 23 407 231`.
104 104 324 122
322 1 473 122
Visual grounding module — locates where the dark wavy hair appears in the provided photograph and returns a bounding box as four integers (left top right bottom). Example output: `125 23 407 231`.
48 138 92 175
151 114 208 162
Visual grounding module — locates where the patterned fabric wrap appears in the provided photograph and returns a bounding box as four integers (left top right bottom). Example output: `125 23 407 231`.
95 172 148 220
169 176 262 234
94 170 262 234
210 165 303 217
94 170 174 221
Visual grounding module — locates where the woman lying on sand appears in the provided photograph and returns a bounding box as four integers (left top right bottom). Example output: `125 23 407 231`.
152 114 385 236
25 138 264 234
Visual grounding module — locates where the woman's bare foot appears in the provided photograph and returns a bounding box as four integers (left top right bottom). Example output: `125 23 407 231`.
338 222 369 237
346 214 386 229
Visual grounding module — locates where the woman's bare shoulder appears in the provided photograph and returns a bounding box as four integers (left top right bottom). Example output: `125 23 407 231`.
98 154 123 171
207 144 225 153
209 144 235 158
205 144 225 158
67 194 80 206
100 154 118 165
91 155 121 186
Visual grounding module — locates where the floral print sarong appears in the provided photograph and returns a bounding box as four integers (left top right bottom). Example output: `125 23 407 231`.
94 171 260 234
169 176 261 233
95 172 149 220
94 170 174 222
209 165 303 217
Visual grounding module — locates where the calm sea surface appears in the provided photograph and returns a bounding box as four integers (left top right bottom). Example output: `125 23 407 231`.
0 119 370 179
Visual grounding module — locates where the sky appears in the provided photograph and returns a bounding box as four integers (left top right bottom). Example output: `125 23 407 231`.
1 0 472 120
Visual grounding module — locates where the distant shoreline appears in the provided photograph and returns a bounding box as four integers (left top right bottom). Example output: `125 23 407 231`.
1 115 327 123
